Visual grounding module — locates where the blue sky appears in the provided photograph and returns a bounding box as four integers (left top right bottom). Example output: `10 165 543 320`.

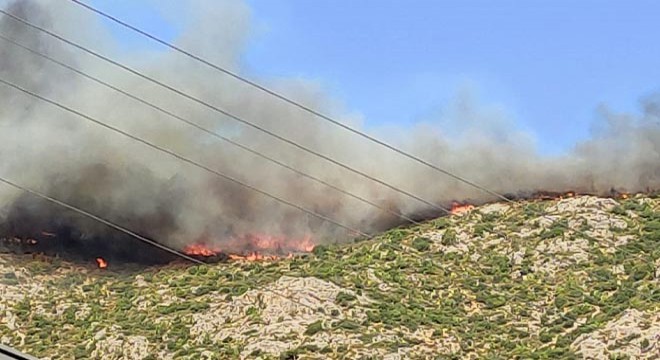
87 0 660 155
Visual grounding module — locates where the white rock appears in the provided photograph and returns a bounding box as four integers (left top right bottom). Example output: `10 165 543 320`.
134 275 148 288
479 203 511 215
571 309 660 359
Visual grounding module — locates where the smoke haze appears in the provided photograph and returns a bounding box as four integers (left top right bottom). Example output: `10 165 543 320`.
0 0 658 254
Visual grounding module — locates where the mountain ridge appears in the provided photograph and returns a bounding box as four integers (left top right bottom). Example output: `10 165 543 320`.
0 193 658 359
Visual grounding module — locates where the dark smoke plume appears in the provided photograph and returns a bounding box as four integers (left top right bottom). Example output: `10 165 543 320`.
0 0 658 258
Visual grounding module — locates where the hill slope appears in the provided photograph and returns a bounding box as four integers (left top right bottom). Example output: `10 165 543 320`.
0 194 658 359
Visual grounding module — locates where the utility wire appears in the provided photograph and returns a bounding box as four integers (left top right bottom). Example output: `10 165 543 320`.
5 3 630 325
1 8 586 247
0 34 420 226
0 176 204 264
0 9 608 254
43 2 628 245
0 9 452 216
0 175 330 314
0 8 594 248
61 2 638 248
0 343 40 360
0 76 369 238
68 0 513 204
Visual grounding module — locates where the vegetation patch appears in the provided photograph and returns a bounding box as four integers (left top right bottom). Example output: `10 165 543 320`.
0 195 658 359
411 237 432 252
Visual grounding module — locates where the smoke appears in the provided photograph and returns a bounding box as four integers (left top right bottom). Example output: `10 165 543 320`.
0 0 658 256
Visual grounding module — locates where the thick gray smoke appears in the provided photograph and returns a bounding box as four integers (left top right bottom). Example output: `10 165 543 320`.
0 0 658 255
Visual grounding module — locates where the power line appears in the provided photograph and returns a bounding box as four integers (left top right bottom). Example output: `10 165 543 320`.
4 4 634 330
70 1 649 246
0 76 369 239
61 2 648 249
0 177 330 315
0 8 610 253
0 343 40 360
0 34 420 226
0 7 597 247
0 9 452 216
47 4 616 265
0 176 204 265
68 0 513 204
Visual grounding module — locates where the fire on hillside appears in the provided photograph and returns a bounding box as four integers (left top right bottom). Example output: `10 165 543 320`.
0 230 316 268
0 190 638 268
183 233 315 262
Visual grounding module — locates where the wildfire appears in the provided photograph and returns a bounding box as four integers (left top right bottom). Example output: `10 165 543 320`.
228 252 279 261
182 233 315 262
243 233 315 253
183 243 219 257
532 191 578 201
96 257 108 269
451 202 474 215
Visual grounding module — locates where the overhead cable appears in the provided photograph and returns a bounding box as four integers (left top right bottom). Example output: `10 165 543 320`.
0 33 420 226
0 176 204 264
0 9 452 215
68 0 513 204
0 76 369 238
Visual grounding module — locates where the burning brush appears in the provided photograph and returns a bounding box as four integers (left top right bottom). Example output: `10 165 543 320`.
450 202 475 215
183 233 315 262
0 223 317 267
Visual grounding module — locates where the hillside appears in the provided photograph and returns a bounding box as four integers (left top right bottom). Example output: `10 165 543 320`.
0 194 658 359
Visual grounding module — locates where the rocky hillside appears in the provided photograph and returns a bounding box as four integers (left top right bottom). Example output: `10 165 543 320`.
0 194 658 359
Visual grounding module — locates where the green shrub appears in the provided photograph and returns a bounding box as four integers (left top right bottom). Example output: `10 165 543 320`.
611 206 627 216
1 272 18 286
333 319 360 331
643 220 660 233
442 230 458 246
540 227 564 240
474 223 494 236
304 320 323 336
640 338 651 349
435 218 451 229
312 245 329 257
386 229 410 242
539 332 553 343
335 292 357 307
411 237 432 252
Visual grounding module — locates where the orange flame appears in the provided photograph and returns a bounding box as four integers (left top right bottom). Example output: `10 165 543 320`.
244 233 315 253
183 243 219 257
96 257 108 269
451 202 474 215
229 252 280 261
184 233 315 262
533 191 578 201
